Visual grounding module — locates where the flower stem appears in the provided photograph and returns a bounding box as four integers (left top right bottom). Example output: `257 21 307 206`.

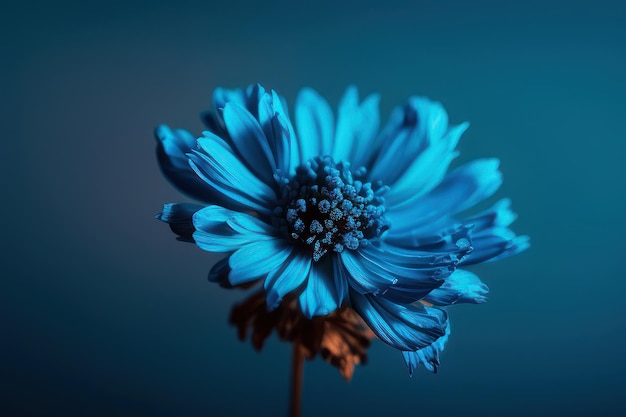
289 342 304 417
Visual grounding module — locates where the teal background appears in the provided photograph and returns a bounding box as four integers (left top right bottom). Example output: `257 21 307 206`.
2 0 625 415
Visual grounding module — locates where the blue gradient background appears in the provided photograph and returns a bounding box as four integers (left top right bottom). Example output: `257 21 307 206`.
2 0 625 416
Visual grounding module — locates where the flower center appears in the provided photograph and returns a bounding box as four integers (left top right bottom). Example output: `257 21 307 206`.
274 156 389 262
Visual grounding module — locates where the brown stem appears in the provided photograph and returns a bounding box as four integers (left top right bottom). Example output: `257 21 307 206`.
289 342 304 417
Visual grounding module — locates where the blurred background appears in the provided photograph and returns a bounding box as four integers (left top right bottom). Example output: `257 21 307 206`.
2 0 625 415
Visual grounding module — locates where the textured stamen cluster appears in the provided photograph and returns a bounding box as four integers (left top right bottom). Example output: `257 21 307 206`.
274 156 390 262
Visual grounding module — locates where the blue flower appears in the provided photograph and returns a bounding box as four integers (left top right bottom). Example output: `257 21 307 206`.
156 84 529 374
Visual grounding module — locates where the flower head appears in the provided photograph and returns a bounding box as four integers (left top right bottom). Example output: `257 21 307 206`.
156 84 529 374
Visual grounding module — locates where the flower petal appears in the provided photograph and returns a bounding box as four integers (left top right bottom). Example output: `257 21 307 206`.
298 257 347 318
341 243 455 303
208 256 231 286
295 87 334 162
257 92 298 176
228 239 293 286
402 317 450 375
340 250 396 295
385 122 468 208
264 250 311 310
209 256 261 290
205 84 268 138
369 97 450 185
192 205 276 252
456 198 530 264
188 135 277 215
464 198 518 231
155 125 215 202
423 269 489 306
222 101 277 185
213 86 253 113
332 86 381 166
386 159 503 234
461 233 530 265
384 219 474 263
200 110 226 136
350 292 448 351
271 113 298 176
155 202 204 241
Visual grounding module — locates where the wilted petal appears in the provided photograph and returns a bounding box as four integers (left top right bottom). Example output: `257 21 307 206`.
461 233 530 265
341 243 455 303
350 291 448 351
457 199 530 264
402 317 451 375
423 269 489 306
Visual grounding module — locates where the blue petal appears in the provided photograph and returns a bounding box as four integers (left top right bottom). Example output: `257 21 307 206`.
332 255 349 308
298 257 347 318
226 212 277 236
212 86 250 112
155 125 215 202
192 205 276 252
295 87 334 162
341 243 455 303
271 113 297 176
384 218 474 261
209 85 299 177
402 317 451 375
228 239 294 286
385 122 468 208
257 92 280 160
340 250 397 295
222 102 277 185
264 250 311 310
386 159 502 234
464 198 518 231
188 135 277 215
369 97 450 185
332 86 381 166
208 256 232 287
155 202 204 241
350 291 448 351
461 233 530 265
454 198 530 264
244 83 266 117
423 269 489 305
208 84 266 137
434 158 504 214
257 91 298 176
276 91 291 120
200 110 226 136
